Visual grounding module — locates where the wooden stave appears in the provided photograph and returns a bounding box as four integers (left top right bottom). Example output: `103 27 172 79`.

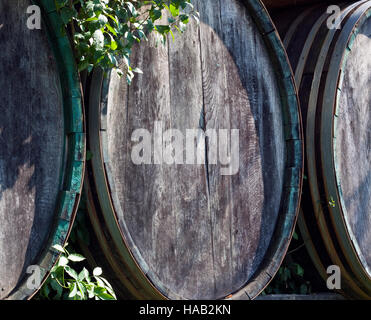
277 1 371 299
84 0 303 300
1 0 86 300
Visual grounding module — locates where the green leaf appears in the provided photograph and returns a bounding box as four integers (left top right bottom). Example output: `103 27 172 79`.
76 281 86 300
98 14 108 27
93 267 103 276
65 266 78 280
50 279 63 299
292 232 299 241
98 292 116 300
106 23 118 36
296 264 305 277
69 283 78 298
52 244 66 254
179 14 189 24
169 4 180 17
58 256 69 267
55 0 199 86
78 268 89 282
68 253 86 262
87 284 95 299
92 29 105 49
109 36 118 52
94 287 116 300
155 25 171 34
60 7 75 25
150 9 162 21
132 67 143 74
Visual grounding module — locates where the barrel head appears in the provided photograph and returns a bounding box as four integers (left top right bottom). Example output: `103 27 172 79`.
89 0 302 300
0 0 84 299
334 15 371 278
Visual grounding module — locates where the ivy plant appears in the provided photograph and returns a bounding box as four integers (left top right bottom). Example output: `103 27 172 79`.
262 227 312 296
54 0 199 83
37 243 116 300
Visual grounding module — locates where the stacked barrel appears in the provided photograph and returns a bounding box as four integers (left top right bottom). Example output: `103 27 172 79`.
267 0 371 299
0 0 85 299
0 0 369 300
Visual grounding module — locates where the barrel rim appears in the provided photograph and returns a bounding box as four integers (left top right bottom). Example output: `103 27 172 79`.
87 0 303 300
5 0 85 300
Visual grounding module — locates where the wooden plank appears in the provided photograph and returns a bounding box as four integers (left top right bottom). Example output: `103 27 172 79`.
103 13 178 296
0 0 64 299
197 0 235 298
199 0 286 297
166 4 212 299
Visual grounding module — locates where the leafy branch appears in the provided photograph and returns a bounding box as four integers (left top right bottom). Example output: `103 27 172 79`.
54 0 199 83
37 243 116 300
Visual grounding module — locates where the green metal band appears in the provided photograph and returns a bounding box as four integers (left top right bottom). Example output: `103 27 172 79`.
6 0 85 300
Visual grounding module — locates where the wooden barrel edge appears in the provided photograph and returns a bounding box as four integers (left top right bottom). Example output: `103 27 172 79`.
83 174 154 300
5 0 86 300
87 0 303 300
235 0 304 300
262 0 342 9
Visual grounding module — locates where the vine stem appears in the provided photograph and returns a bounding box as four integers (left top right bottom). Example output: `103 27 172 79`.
286 243 306 255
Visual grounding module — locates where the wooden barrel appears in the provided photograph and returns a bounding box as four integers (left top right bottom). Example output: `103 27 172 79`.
85 0 303 300
272 1 371 299
262 0 342 9
0 0 85 299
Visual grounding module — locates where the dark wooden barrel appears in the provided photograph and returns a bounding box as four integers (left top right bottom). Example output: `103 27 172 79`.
85 0 303 300
0 0 85 299
272 1 371 299
262 0 342 9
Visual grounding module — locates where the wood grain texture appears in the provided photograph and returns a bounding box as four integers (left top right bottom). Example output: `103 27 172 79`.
101 0 286 300
335 18 371 276
0 0 64 299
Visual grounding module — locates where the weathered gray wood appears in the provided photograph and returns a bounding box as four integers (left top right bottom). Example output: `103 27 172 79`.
334 18 371 276
0 0 64 299
102 0 286 300
198 0 285 297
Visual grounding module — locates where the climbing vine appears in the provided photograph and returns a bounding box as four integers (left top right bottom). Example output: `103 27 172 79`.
55 0 199 83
